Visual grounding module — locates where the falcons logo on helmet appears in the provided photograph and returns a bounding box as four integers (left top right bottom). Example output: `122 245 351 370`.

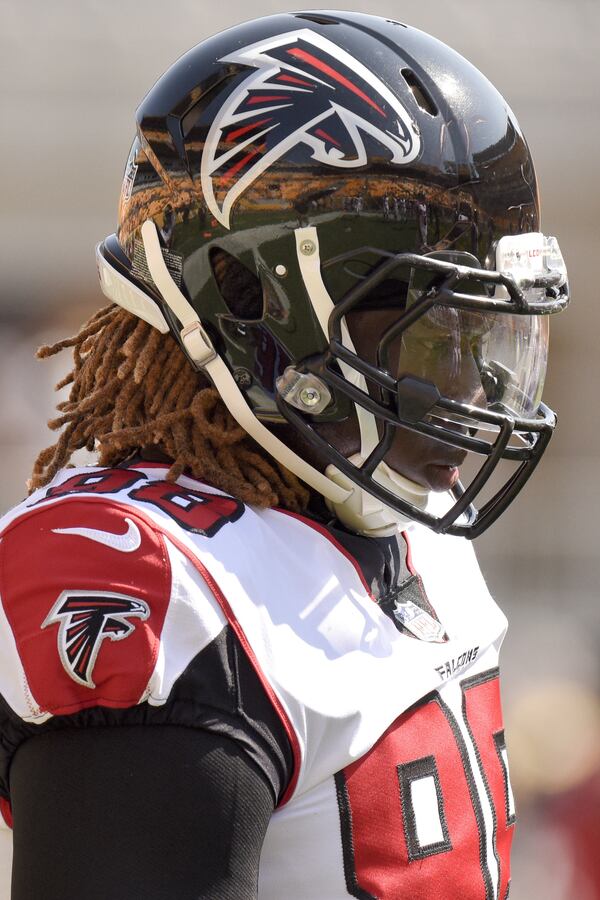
42 590 150 688
201 28 422 229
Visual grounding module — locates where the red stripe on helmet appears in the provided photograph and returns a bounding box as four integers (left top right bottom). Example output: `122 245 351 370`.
286 47 386 117
276 73 315 87
247 95 291 104
226 117 272 142
315 127 342 147
221 145 264 183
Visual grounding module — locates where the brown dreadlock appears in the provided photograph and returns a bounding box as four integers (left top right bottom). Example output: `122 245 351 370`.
29 303 310 512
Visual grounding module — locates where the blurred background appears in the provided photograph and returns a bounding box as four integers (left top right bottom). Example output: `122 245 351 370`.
1 0 599 896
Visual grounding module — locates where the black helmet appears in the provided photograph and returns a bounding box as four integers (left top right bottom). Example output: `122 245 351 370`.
97 10 569 538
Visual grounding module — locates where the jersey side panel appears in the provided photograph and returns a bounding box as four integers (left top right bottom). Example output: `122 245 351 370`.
142 538 228 707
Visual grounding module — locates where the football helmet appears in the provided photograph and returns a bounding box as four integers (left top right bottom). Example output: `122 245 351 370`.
96 11 569 538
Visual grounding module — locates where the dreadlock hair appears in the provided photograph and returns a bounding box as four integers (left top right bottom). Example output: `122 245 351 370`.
29 302 310 513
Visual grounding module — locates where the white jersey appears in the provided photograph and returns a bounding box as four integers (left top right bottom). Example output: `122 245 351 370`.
0 463 514 899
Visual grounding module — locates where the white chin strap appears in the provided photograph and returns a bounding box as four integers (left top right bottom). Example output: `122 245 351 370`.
97 220 429 536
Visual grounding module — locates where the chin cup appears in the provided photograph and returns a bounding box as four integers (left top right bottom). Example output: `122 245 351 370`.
324 454 429 537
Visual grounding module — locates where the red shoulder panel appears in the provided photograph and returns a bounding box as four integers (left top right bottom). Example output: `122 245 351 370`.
0 499 171 716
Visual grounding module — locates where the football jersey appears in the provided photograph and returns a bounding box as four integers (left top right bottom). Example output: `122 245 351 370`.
0 463 515 900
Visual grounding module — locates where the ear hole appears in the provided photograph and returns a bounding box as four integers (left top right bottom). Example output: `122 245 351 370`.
401 68 438 116
210 247 264 320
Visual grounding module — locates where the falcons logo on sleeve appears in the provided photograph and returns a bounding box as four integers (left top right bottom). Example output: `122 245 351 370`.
201 28 422 228
42 590 150 688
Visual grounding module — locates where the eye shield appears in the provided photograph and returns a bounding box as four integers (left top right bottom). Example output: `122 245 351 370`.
399 234 566 431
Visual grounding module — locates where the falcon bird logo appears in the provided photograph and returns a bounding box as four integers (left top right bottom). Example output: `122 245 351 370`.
42 590 150 688
201 28 422 229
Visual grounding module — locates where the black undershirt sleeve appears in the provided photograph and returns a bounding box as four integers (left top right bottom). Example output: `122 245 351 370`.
4 626 294 900
10 726 274 900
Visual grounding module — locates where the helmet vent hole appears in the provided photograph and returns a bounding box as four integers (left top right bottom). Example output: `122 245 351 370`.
210 247 264 320
401 69 438 116
181 73 238 138
294 13 339 25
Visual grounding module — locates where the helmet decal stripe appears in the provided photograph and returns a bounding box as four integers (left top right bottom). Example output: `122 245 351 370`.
222 144 265 182
285 47 386 117
247 94 292 104
201 28 421 229
226 117 273 142
314 127 342 147
275 73 316 87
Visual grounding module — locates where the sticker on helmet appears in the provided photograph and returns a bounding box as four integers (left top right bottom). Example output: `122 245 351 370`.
201 29 422 229
123 157 138 203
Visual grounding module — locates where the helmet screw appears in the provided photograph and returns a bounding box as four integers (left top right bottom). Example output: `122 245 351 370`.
300 239 316 256
233 368 253 389
275 264 287 277
299 386 321 407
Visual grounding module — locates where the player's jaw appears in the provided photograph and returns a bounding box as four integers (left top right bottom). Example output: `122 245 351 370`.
383 425 468 492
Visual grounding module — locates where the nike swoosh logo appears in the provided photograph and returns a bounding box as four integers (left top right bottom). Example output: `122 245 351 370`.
51 518 142 553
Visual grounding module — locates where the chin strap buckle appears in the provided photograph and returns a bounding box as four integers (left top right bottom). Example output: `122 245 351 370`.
181 321 217 368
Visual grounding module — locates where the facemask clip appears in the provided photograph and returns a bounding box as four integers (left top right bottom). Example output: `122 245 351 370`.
276 367 332 415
